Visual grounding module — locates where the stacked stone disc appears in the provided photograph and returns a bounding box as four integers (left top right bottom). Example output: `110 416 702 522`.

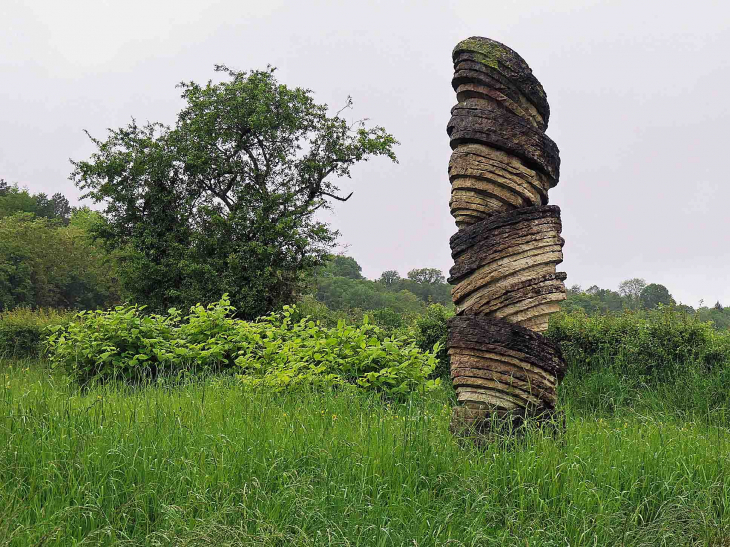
446 37 568 436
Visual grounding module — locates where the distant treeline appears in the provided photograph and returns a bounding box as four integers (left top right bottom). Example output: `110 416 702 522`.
0 182 122 311
564 278 730 330
308 255 452 314
0 180 74 224
308 260 730 331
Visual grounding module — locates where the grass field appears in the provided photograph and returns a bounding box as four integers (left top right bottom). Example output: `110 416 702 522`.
3 359 730 546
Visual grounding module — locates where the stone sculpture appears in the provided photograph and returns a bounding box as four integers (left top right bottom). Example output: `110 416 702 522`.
446 37 568 436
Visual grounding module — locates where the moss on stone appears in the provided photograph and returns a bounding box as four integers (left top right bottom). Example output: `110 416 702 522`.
454 37 513 70
452 36 550 117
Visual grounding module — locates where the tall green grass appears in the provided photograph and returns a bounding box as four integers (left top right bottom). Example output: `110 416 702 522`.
3 359 730 546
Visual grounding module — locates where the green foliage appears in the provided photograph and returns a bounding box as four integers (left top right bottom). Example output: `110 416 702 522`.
0 212 122 311
319 254 364 279
379 270 452 306
618 277 647 309
395 276 453 306
378 269 401 286
234 309 440 395
47 296 440 396
308 257 453 314
412 304 453 378
698 305 730 331
640 283 674 309
563 285 625 314
47 304 182 384
291 295 418 340
312 275 426 314
377 268 452 306
0 181 73 224
547 308 730 379
0 308 71 358
406 267 445 285
289 294 365 328
564 279 680 315
369 306 409 331
72 66 398 318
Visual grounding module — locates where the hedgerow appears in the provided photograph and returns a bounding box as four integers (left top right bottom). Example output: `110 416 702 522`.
547 308 730 378
0 307 72 358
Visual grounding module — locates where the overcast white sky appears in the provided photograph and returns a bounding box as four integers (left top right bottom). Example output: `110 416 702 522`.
2 0 729 306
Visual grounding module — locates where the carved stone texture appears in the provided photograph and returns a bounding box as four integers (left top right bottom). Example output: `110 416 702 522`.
452 37 550 129
447 99 560 183
448 314 566 435
449 143 551 227
446 37 568 441
448 205 566 332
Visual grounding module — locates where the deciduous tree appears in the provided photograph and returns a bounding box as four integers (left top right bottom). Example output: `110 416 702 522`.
72 66 398 318
378 270 401 286
618 278 647 309
639 283 674 309
407 268 446 285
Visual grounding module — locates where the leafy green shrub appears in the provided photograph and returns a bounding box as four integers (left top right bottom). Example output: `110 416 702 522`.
412 304 453 378
370 307 408 331
547 308 730 379
234 308 440 396
47 297 441 397
47 304 182 384
290 295 366 329
0 307 71 358
292 295 421 339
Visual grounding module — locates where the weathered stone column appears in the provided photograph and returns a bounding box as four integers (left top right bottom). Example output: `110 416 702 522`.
446 37 568 438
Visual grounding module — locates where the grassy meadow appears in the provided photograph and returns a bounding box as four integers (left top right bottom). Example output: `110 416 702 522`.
3 356 730 546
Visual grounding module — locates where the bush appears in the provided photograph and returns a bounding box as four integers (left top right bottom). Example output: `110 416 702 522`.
292 295 421 339
47 296 441 397
0 307 71 358
546 308 730 379
412 304 453 378
47 305 183 383
234 309 440 396
291 295 367 329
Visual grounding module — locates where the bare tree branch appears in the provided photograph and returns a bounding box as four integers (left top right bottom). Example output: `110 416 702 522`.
320 190 353 202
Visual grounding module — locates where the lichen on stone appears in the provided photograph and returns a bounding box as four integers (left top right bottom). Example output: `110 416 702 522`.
453 36 548 104
453 37 514 70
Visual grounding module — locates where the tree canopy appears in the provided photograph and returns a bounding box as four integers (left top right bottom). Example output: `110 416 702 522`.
407 268 446 285
72 66 398 318
319 255 364 280
0 181 73 225
378 270 401 286
0 211 121 310
618 278 647 309
640 283 674 309
564 279 671 314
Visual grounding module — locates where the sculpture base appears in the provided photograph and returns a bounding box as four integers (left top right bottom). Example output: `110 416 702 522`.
447 315 567 444
449 403 565 445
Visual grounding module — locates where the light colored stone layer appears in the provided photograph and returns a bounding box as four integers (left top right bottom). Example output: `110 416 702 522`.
451 346 559 411
452 241 564 303
449 347 557 387
456 388 522 410
448 143 551 226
